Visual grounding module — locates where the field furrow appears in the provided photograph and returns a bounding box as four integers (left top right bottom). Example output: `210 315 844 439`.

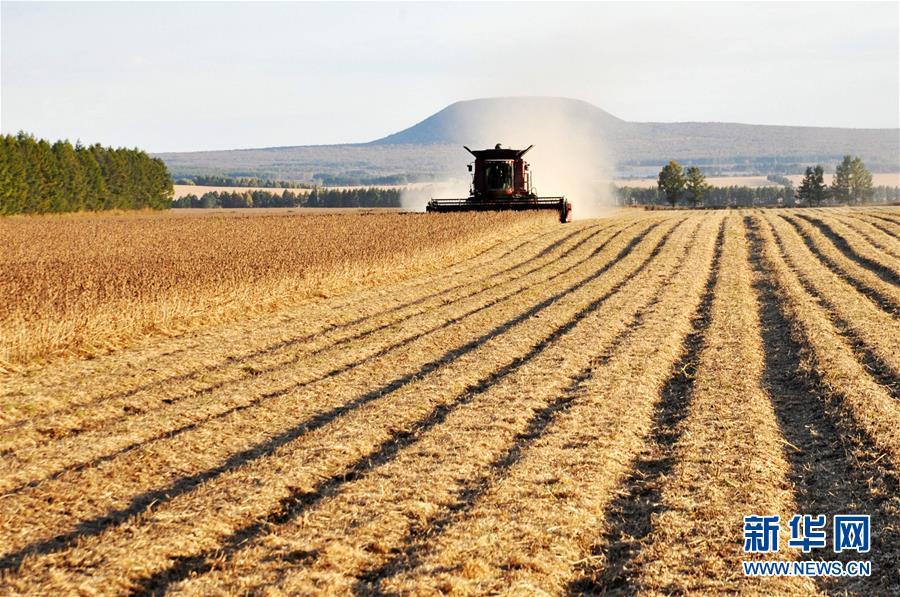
828 211 900 259
164 216 712 595
596 215 812 594
372 216 724 594
1 218 681 593
855 212 900 238
754 213 900 472
0 221 620 462
796 212 900 284
745 215 900 595
764 214 900 383
779 212 900 315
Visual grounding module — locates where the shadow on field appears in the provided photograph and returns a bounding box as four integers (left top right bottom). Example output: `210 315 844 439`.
350 220 698 594
795 213 900 286
125 223 668 595
779 214 898 315
0 223 660 587
746 215 899 595
565 220 725 596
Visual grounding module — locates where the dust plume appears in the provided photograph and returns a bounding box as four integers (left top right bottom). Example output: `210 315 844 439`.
402 98 617 219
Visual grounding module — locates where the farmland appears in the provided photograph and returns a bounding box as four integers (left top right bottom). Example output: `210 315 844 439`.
0 206 898 594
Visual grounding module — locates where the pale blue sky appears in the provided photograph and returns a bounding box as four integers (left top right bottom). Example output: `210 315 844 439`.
2 1 898 152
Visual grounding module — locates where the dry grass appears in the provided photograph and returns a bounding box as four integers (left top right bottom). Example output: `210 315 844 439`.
0 207 897 594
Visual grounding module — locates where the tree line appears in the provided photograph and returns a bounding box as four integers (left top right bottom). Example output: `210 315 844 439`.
0 132 173 215
630 155 894 208
794 156 875 206
172 187 402 209
617 184 899 208
173 175 311 189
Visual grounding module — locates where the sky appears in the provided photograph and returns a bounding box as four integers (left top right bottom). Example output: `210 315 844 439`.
1 1 898 152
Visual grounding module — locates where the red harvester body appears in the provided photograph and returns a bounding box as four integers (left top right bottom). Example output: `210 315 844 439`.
426 144 572 223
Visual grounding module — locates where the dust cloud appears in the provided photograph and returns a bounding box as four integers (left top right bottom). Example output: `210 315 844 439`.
402 99 617 219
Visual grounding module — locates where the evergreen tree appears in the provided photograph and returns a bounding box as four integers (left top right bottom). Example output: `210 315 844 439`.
0 136 28 214
53 140 89 212
684 166 710 207
831 155 852 203
76 142 108 210
796 165 828 206
849 156 873 203
0 132 173 214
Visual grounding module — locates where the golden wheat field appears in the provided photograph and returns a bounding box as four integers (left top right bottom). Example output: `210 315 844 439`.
1 206 898 594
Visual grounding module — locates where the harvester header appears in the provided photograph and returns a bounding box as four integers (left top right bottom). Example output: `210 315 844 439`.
426 144 572 223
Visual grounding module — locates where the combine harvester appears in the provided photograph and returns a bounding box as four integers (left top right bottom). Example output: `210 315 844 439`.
427 144 572 223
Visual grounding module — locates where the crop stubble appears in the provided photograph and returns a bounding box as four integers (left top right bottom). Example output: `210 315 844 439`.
0 207 897 594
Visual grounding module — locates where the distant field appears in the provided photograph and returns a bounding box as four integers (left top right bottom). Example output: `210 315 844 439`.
173 183 429 198
615 172 900 189
1 206 897 593
174 174 900 199
166 206 404 216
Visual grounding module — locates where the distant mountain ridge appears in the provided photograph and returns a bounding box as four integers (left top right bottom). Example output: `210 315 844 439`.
157 97 899 182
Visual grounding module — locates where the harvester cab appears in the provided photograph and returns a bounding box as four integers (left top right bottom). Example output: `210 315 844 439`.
426 144 572 223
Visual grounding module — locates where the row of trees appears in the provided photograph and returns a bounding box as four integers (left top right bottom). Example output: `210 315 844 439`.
648 156 887 208
617 183 899 208
796 156 874 206
656 161 711 207
172 187 402 209
173 174 310 189
618 184 796 208
0 132 173 214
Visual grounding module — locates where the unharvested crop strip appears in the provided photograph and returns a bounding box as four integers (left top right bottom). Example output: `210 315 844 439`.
1 222 614 458
166 218 708 595
796 213 900 285
377 217 723 595
2 211 550 369
755 214 900 473
125 218 695 596
780 213 900 315
0 224 627 493
765 215 899 390
0 221 596 435
0 219 668 585
746 216 900 595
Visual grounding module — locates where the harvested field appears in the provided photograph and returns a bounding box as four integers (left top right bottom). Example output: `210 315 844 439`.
0 206 898 594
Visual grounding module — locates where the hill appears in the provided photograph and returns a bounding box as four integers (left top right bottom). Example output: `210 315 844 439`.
156 97 899 182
